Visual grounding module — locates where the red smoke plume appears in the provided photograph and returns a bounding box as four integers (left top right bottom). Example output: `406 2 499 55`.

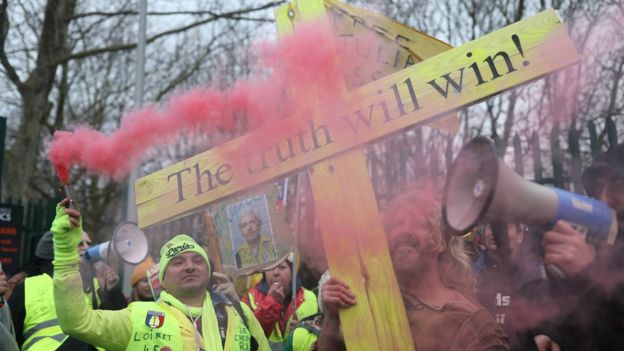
48 21 351 182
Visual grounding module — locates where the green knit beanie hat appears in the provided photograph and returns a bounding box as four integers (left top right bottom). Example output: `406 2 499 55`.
159 234 210 282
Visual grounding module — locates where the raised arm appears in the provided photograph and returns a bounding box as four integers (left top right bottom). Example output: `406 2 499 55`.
52 198 131 351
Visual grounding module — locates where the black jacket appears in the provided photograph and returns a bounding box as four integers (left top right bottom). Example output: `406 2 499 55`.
541 240 624 351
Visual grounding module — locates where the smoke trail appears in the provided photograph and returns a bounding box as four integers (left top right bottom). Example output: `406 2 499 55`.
48 21 353 182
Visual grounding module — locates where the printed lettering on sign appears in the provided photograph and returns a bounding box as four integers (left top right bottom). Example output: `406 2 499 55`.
495 292 511 307
0 208 11 222
496 313 506 324
145 311 165 328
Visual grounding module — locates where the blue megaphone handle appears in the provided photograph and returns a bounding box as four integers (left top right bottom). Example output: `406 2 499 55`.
551 188 616 245
85 245 104 262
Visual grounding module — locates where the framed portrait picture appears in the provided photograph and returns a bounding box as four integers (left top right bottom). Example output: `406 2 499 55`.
212 183 294 276
226 194 278 269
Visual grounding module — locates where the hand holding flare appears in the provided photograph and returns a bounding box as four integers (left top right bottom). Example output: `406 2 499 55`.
50 198 84 265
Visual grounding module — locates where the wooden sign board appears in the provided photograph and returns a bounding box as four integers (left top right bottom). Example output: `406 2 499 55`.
315 0 459 131
136 8 578 229
0 204 23 275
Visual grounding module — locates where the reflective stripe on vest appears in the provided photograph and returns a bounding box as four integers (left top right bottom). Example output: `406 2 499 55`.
22 319 59 341
23 274 101 351
247 288 318 344
22 333 67 351
126 301 253 351
23 274 69 351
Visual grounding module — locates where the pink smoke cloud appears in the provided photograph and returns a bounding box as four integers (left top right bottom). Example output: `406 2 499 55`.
545 7 624 124
48 21 354 184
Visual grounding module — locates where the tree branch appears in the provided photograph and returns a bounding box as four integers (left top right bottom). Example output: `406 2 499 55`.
222 15 275 23
72 7 278 20
155 41 220 102
0 0 23 89
514 0 525 22
60 0 284 63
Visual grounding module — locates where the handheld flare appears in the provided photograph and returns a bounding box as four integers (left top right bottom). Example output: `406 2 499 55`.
60 183 80 213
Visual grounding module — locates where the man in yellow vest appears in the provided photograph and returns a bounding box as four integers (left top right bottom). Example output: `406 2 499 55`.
8 230 124 351
52 198 270 351
242 254 318 351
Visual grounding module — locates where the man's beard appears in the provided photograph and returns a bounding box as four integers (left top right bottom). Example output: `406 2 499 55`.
390 232 435 282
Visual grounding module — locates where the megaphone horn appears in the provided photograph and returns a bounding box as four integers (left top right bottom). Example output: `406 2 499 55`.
85 222 148 264
442 137 618 246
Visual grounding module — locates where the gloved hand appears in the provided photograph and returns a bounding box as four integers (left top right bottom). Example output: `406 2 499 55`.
50 198 83 264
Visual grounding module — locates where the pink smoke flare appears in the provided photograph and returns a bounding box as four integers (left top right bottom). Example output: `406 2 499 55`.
48 21 354 181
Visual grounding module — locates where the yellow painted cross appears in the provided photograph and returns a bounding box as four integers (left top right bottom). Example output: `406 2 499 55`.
274 1 450 349
135 1 578 349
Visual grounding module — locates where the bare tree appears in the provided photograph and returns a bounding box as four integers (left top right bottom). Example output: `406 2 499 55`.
2 0 623 242
0 0 283 240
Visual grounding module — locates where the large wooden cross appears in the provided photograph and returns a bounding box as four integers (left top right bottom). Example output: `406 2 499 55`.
135 1 578 349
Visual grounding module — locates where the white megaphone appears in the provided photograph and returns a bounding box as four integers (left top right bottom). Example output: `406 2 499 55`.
85 222 148 264
442 137 618 246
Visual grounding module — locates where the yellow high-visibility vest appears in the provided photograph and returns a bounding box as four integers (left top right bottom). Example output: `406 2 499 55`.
23 273 99 351
125 300 256 351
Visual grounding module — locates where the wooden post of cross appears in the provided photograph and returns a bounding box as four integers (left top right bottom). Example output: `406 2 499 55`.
273 1 455 349
134 3 578 349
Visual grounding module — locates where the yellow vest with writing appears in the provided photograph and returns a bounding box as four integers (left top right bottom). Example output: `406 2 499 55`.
126 301 255 351
22 273 99 351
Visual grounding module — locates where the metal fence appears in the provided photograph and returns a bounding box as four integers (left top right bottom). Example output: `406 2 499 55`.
368 117 620 201
503 117 618 191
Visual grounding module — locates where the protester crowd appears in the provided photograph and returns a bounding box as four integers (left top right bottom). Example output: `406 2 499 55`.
0 143 622 351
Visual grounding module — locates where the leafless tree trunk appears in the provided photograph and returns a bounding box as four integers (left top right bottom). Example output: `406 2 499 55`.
1 0 78 200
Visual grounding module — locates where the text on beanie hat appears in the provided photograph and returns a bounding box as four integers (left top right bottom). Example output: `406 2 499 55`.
159 234 210 282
